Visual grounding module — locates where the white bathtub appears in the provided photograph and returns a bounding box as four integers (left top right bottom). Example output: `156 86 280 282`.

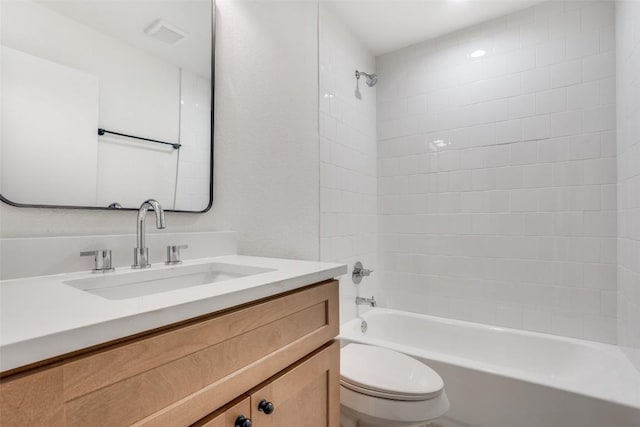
340 308 640 427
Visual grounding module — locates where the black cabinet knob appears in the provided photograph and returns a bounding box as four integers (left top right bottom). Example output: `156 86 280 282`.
235 415 252 427
258 399 275 415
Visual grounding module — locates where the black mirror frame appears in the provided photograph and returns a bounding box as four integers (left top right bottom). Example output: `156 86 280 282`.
0 0 216 214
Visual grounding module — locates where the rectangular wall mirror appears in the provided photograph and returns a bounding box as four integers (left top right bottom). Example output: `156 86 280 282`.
0 0 214 212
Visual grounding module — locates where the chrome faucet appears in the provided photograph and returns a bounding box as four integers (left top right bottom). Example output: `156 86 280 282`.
356 296 376 307
352 261 373 284
132 199 166 269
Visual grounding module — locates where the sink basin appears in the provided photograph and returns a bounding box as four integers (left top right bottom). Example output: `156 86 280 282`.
64 262 275 300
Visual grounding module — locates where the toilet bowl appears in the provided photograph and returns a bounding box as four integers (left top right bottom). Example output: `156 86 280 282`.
340 343 449 427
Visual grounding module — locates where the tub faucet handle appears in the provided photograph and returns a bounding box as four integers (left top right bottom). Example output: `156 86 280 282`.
353 261 373 284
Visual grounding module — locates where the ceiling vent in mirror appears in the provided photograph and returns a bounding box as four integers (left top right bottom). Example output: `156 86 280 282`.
144 19 189 45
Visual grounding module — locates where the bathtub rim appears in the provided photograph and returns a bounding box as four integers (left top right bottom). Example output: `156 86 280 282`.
339 307 640 410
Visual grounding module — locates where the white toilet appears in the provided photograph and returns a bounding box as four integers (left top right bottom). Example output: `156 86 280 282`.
340 343 449 427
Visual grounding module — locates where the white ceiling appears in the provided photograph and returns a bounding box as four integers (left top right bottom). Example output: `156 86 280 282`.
36 0 212 78
323 0 547 56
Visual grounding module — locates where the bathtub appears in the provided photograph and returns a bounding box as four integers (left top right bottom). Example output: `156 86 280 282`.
340 308 640 427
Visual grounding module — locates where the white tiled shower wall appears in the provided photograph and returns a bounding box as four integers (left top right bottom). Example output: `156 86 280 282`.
616 0 640 369
376 1 617 343
319 5 379 323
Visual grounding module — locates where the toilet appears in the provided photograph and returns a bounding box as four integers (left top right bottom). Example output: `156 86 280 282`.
340 343 449 427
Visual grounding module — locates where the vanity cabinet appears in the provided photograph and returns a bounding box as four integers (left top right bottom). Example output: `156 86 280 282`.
193 397 252 427
194 341 339 427
0 280 340 426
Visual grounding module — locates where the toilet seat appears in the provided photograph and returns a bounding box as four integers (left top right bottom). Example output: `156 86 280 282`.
340 379 438 401
340 344 444 401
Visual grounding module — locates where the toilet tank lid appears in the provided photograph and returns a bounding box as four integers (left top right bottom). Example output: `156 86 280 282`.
340 343 444 398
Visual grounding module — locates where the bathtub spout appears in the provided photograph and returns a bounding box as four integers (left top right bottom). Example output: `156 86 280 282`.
356 296 376 307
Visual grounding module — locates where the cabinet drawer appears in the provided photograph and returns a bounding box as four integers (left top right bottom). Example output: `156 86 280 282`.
0 280 339 427
193 397 252 427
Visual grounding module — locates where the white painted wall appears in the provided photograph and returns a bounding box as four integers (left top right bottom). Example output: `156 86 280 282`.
319 5 378 324
616 0 640 371
0 0 320 262
376 0 617 343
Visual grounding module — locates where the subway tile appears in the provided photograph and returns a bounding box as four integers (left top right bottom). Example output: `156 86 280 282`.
494 73 523 99
507 47 536 73
548 8 581 40
553 161 584 186
482 54 508 79
523 115 551 140
471 169 497 191
484 144 512 167
550 110 583 137
565 31 599 60
523 163 553 188
562 186 602 211
554 212 584 236
583 263 617 289
520 67 551 94
509 94 536 119
496 166 524 189
538 138 568 163
583 51 616 81
582 315 616 344
438 150 461 171
600 290 617 317
534 1 565 21
566 133 601 160
599 77 615 105
567 81 600 110
523 309 552 333
460 148 484 170
551 60 582 87
583 157 616 184
583 106 615 133
583 211 617 237
551 313 584 338
538 188 564 212
536 40 566 67
524 213 555 235
370 2 619 345
536 88 567 115
495 120 523 144
511 140 539 165
581 1 615 31
555 287 601 315
510 189 539 212
520 20 549 47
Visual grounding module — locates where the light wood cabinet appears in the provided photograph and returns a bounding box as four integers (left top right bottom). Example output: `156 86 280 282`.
193 397 252 427
0 280 340 426
191 342 339 427
249 342 340 427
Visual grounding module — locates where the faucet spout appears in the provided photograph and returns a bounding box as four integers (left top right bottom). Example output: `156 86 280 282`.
356 296 376 307
133 199 165 268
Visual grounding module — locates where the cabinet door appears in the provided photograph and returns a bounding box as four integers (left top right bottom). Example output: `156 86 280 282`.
250 341 340 427
195 397 252 427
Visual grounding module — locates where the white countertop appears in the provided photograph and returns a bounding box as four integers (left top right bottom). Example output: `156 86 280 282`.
0 255 347 372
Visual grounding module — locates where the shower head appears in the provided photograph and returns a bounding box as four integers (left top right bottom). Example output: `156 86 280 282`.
355 70 378 87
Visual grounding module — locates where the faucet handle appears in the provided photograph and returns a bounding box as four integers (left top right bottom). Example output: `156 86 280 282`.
352 261 373 284
166 244 188 265
80 249 115 273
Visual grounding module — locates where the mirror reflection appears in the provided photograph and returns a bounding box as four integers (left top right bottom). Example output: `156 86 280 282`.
0 0 213 212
